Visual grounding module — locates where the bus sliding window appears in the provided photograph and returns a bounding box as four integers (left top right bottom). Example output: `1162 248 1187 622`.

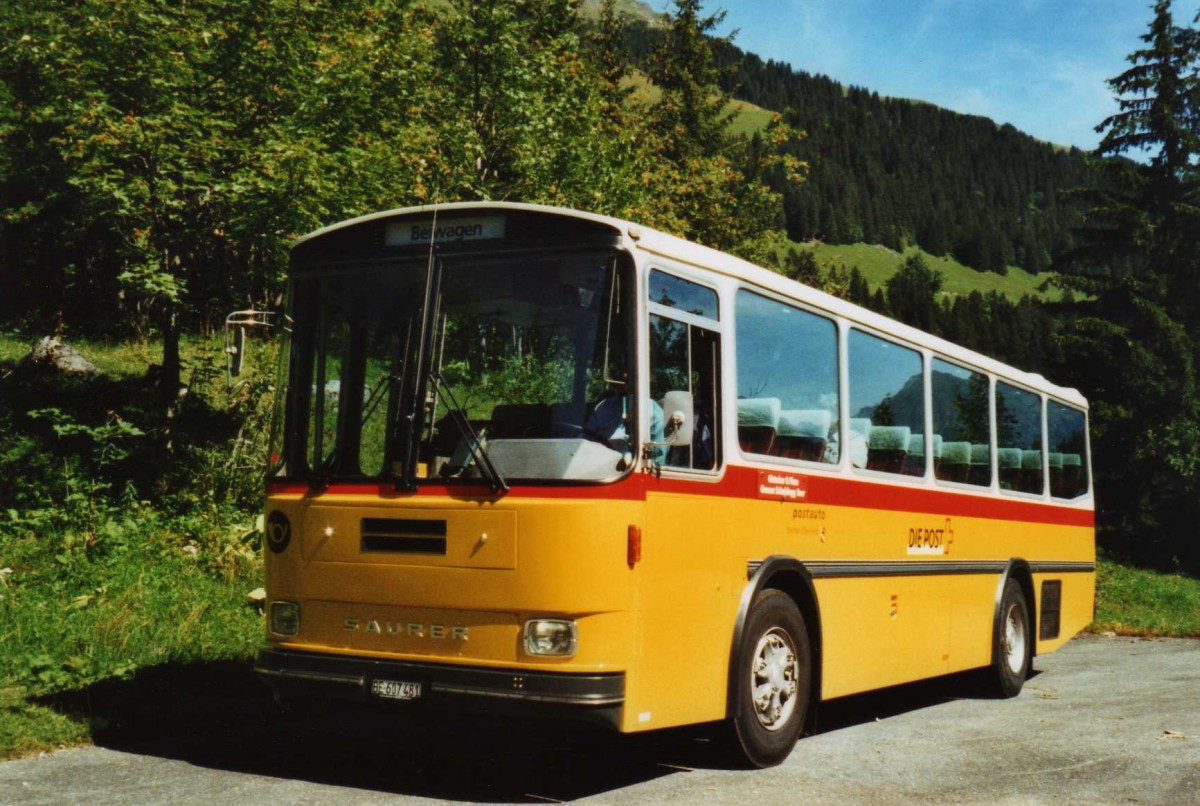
648 271 720 471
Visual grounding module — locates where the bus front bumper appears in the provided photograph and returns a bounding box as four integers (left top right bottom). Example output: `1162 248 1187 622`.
255 648 625 729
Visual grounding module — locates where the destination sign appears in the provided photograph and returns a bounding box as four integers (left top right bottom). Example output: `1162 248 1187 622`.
386 215 506 246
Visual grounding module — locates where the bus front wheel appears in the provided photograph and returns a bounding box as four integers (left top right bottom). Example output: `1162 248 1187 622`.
991 578 1032 698
728 589 811 768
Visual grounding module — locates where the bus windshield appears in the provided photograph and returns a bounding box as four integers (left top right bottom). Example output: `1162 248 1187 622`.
283 248 632 485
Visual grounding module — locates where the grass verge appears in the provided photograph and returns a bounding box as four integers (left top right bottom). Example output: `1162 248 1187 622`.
1088 556 1200 637
0 512 264 761
0 332 270 760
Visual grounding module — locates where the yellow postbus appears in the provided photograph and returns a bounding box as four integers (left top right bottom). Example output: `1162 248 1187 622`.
255 202 1094 767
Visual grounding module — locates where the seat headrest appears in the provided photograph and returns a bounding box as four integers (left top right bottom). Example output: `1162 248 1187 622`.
737 398 781 428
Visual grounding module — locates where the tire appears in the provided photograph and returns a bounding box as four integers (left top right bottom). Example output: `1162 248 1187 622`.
728 589 811 768
991 578 1032 698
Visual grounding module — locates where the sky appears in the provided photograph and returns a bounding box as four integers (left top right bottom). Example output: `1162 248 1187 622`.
702 0 1200 152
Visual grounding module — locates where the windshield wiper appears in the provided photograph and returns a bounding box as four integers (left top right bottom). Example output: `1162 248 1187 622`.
397 243 442 491
429 372 508 495
360 372 395 427
396 236 503 495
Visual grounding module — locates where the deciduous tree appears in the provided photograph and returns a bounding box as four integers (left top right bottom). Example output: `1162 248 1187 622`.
0 0 439 446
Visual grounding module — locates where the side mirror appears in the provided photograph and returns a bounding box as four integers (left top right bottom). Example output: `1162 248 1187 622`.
661 390 694 445
228 326 246 378
224 309 275 386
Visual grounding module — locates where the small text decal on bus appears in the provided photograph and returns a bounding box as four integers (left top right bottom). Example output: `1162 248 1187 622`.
757 471 808 501
387 215 506 246
907 518 954 555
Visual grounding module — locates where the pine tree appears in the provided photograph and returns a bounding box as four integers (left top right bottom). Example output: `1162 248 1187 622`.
647 0 733 162
847 268 872 308
1053 0 1200 570
885 253 944 333
1093 0 1200 323
593 0 635 114
1098 1 1199 184
787 248 822 287
640 0 801 253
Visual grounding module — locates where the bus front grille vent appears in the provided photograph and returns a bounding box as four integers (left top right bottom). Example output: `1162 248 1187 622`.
360 518 448 555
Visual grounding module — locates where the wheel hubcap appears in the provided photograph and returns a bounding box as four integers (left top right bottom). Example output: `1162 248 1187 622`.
1003 603 1026 675
751 628 799 731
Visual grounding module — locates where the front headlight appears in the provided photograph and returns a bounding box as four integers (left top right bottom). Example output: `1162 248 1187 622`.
523 618 577 657
269 600 300 636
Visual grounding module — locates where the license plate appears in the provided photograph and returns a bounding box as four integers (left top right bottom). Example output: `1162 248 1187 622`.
370 678 423 701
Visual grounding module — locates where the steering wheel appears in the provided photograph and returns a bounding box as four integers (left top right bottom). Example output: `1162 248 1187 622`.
552 420 618 446
550 421 584 437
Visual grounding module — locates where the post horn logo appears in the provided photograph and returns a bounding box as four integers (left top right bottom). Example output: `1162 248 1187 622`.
266 511 291 553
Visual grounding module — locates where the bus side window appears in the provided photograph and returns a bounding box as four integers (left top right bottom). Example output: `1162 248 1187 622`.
932 359 991 486
848 330 925 476
735 290 839 464
996 382 1044 495
1048 401 1089 499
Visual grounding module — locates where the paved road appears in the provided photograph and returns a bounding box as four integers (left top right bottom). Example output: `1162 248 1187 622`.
2 635 1198 804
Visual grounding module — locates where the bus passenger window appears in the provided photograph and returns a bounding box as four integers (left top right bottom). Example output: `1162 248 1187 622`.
997 382 1044 495
735 291 838 463
1048 401 1089 499
932 359 991 486
848 331 924 475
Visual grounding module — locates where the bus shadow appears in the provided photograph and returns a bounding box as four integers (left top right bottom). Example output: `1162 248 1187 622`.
41 661 1040 801
811 666 1041 734
41 661 680 803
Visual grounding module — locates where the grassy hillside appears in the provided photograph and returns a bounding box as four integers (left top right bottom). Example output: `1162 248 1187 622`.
802 242 1060 302
625 74 777 140
727 97 776 137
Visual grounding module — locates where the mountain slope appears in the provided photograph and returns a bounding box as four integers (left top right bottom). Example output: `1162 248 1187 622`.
613 13 1098 277
803 242 1058 302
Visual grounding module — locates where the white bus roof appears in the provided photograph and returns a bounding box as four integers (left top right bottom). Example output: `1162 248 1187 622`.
294 201 1087 409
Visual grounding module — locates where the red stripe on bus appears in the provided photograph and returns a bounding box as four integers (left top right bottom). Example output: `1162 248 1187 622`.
266 466 1093 528
640 467 1094 528
722 467 1092 527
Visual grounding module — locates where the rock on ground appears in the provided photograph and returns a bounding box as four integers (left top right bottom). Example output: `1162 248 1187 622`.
21 337 100 376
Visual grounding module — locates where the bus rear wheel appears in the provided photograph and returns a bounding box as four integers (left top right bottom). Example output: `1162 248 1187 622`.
728 589 811 768
991 578 1032 698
